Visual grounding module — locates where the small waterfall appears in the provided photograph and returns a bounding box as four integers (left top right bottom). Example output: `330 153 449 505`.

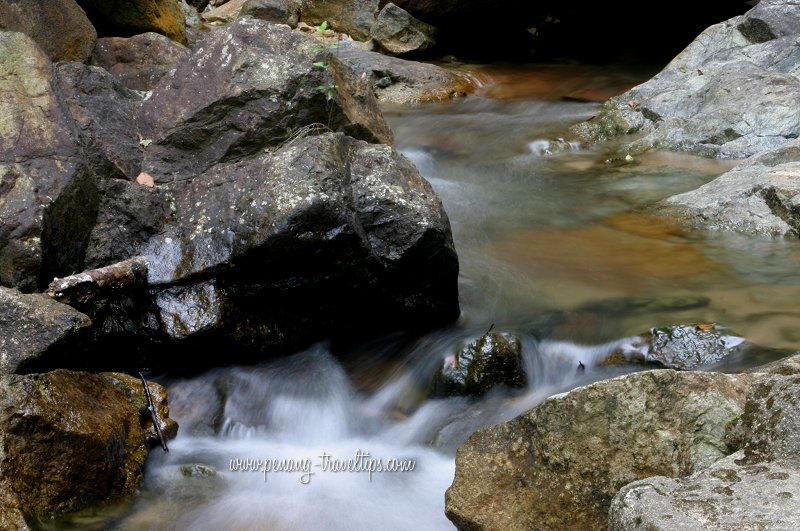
117 332 650 530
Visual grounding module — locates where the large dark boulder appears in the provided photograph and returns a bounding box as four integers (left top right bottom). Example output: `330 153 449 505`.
0 31 98 292
2 18 459 370
0 370 176 522
137 17 391 182
0 0 97 62
142 132 458 355
0 287 91 375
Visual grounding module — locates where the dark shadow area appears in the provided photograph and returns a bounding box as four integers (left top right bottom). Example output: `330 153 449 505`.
392 0 755 63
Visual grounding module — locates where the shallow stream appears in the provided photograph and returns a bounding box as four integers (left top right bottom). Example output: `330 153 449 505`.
52 64 800 530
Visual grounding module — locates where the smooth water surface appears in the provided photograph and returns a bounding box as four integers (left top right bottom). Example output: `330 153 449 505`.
56 64 800 530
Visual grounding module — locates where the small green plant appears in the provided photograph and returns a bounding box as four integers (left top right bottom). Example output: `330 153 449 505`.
317 83 338 101
312 60 336 100
316 20 329 32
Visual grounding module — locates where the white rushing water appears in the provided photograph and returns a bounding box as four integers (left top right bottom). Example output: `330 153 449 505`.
119 333 639 530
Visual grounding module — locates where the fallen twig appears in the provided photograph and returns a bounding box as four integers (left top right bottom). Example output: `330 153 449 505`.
45 256 148 305
139 371 169 453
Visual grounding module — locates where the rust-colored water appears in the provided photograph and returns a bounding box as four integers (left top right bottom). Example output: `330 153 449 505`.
387 64 800 352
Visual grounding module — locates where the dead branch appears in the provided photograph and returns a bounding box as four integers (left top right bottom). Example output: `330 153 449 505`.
139 371 169 453
45 256 148 305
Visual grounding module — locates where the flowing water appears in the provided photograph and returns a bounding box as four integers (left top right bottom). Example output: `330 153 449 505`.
53 64 800 530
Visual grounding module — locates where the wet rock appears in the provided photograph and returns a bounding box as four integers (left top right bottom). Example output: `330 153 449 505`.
76 0 188 45
446 369 751 530
0 370 176 519
609 373 800 530
104 372 179 443
300 0 380 41
0 287 91 375
572 1 800 159
329 55 395 145
0 15 455 368
145 132 459 350
85 179 173 269
431 332 525 397
0 0 97 62
54 61 144 180
336 46 475 104
371 3 436 56
0 31 98 291
240 0 300 27
612 324 748 371
90 33 191 92
138 17 387 182
659 152 800 237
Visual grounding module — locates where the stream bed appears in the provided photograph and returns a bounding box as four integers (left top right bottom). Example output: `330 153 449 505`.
50 64 800 530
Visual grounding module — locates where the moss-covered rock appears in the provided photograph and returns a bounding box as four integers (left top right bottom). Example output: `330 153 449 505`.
431 332 525 397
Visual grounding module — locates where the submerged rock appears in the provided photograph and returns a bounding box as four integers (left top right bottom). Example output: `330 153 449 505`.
0 370 176 521
431 332 525 397
446 369 751 530
611 324 748 371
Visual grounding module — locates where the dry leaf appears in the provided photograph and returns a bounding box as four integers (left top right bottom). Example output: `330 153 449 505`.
136 172 155 188
696 322 716 331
